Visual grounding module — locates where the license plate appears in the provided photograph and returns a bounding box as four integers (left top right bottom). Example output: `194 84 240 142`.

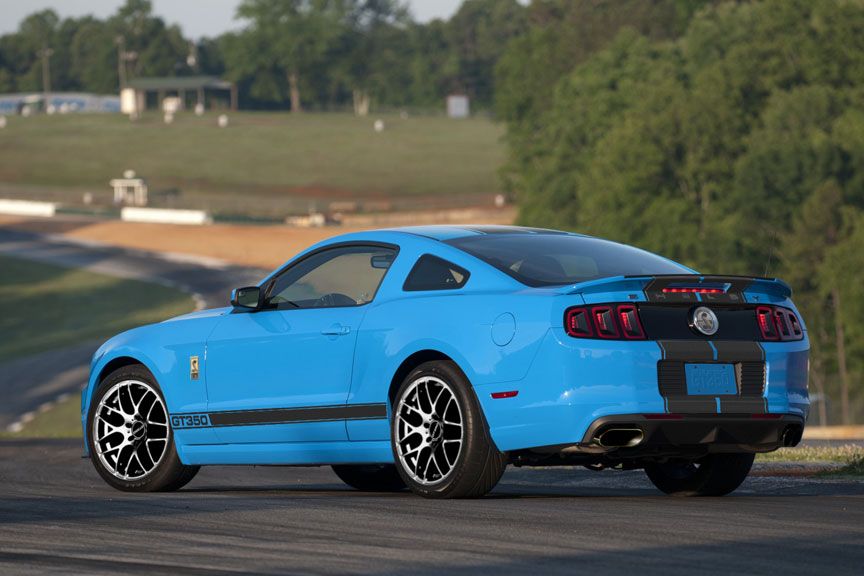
685 363 737 395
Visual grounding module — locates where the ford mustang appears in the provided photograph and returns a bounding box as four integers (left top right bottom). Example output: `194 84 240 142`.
83 226 809 498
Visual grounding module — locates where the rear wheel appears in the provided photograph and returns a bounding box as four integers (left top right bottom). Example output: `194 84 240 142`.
331 465 406 492
391 360 506 499
644 453 755 496
87 365 199 492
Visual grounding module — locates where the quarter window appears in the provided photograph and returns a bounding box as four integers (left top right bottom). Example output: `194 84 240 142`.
403 255 470 291
267 245 397 308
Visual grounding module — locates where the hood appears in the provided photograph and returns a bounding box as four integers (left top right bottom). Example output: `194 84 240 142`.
163 306 232 323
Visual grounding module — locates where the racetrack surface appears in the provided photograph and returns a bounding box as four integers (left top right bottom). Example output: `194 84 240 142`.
0 227 266 430
1 440 862 575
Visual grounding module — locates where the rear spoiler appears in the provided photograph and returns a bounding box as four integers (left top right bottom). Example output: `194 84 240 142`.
562 274 792 302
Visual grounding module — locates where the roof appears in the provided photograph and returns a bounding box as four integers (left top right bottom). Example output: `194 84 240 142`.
386 225 577 241
127 76 232 91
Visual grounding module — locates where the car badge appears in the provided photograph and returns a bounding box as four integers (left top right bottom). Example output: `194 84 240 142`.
691 306 719 336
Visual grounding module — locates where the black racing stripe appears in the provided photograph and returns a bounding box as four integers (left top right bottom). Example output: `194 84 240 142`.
720 397 768 414
656 340 768 414
713 341 764 362
196 403 386 428
665 397 719 414
657 340 714 362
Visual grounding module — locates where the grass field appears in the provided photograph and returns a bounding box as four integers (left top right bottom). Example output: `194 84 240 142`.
0 112 505 213
0 254 195 362
757 445 864 477
3 392 82 438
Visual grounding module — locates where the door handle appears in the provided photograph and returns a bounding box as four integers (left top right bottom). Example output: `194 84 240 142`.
321 324 351 336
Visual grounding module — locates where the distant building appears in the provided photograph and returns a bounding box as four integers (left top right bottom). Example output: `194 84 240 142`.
124 76 238 116
447 94 470 119
110 170 148 207
0 93 120 115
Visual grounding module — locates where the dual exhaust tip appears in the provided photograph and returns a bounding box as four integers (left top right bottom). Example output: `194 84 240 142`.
594 427 644 448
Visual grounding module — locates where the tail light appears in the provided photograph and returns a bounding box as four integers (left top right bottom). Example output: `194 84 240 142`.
565 304 646 340
592 306 619 338
756 305 803 341
617 305 645 339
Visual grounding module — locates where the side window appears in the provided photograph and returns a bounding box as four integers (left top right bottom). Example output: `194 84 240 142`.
403 254 470 291
267 245 397 309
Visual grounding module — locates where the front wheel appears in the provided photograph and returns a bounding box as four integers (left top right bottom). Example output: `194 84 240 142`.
87 365 199 492
644 453 755 496
391 360 506 499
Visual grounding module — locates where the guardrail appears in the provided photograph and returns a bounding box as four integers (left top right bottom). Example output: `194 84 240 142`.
120 207 212 225
0 199 57 217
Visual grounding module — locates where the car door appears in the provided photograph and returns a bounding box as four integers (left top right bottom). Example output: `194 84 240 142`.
205 243 398 444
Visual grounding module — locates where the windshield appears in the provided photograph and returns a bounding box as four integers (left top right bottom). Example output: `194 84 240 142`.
445 234 692 287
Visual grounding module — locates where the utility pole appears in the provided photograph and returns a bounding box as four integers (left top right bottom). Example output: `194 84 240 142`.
116 35 127 90
37 47 53 105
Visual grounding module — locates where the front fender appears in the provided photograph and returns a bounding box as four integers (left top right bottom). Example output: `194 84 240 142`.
81 311 226 456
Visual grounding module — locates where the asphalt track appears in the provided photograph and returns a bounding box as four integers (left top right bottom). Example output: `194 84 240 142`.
0 439 862 575
1 226 863 575
0 227 266 430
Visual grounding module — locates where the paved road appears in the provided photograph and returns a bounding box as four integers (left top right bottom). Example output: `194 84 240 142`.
0 228 266 430
0 440 861 575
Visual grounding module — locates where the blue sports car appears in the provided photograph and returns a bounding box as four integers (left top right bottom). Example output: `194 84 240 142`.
83 226 809 498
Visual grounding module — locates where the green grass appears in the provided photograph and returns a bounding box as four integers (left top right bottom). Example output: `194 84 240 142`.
0 255 195 362
757 445 864 463
2 393 83 439
757 445 864 477
0 112 505 206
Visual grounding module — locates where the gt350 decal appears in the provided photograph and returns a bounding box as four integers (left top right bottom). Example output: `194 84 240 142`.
171 413 211 428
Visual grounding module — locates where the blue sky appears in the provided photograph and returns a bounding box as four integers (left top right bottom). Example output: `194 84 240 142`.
0 0 467 38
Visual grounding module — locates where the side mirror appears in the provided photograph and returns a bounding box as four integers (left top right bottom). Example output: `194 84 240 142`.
230 286 262 309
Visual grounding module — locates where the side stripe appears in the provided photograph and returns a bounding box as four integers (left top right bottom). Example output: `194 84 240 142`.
171 403 387 429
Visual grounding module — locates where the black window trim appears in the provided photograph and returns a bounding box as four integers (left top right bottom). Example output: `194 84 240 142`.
402 253 471 292
261 241 400 310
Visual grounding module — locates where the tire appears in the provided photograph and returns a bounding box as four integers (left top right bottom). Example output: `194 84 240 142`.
644 453 755 496
87 364 199 492
390 360 506 499
331 464 407 492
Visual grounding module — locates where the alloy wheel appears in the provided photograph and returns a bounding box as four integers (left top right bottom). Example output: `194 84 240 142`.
92 379 169 481
394 375 464 485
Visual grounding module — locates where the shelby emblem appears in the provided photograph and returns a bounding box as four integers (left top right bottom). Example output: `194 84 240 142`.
691 306 719 336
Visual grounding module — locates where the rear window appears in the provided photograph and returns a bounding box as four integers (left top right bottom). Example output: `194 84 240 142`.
445 234 690 287
403 255 470 291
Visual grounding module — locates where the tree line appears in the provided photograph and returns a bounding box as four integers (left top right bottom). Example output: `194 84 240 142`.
502 0 864 424
0 0 526 112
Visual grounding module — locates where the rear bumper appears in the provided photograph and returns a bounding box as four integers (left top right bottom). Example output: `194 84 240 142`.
477 329 810 453
582 413 804 452
509 413 805 464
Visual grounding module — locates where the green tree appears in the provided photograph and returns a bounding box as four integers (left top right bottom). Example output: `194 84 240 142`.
821 211 864 423
334 0 411 112
231 0 349 112
503 0 864 422
445 0 526 108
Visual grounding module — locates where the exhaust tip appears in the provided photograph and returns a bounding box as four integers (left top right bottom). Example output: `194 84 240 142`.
782 425 803 447
594 427 644 448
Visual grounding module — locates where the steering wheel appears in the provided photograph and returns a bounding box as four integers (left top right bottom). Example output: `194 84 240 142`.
313 293 356 308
